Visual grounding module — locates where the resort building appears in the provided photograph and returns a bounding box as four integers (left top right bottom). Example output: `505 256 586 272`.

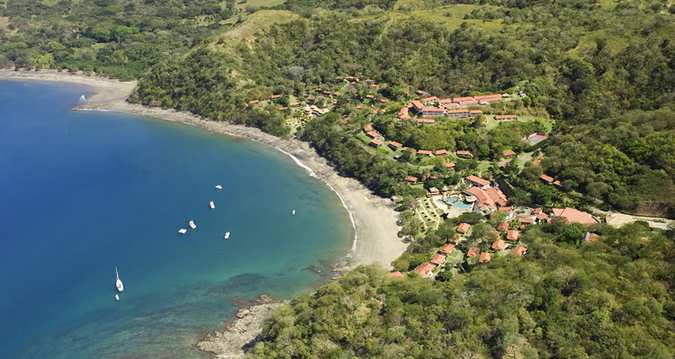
369 139 383 147
551 208 598 225
430 253 446 266
415 262 436 278
540 174 555 184
491 239 507 251
467 247 479 257
447 108 471 118
388 141 403 150
445 162 456 169
434 149 448 156
527 132 548 146
512 246 528 256
497 221 509 232
466 175 490 187
440 243 455 254
456 150 473 158
417 149 433 156
506 229 520 241
420 106 446 117
457 222 471 234
405 176 419 183
495 115 517 121
479 252 492 263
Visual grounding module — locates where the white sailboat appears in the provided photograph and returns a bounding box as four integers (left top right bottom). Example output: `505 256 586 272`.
215 185 223 191
292 209 296 216
178 228 188 235
188 220 197 230
114 294 120 301
115 267 124 293
209 201 215 209
224 232 231 240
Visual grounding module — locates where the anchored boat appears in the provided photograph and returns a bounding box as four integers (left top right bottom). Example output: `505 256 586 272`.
178 228 187 235
188 220 197 230
209 201 215 209
215 185 223 190
224 232 231 240
115 267 124 293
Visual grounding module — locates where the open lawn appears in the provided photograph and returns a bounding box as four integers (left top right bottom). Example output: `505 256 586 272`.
214 10 300 45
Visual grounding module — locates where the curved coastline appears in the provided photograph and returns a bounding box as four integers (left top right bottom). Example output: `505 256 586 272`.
0 69 406 270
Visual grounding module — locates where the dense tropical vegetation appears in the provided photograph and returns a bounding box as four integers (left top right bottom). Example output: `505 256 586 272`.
248 222 674 358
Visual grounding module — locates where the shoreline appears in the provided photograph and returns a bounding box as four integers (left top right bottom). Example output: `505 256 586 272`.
0 69 407 270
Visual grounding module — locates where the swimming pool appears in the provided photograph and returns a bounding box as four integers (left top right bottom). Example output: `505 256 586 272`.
446 196 474 210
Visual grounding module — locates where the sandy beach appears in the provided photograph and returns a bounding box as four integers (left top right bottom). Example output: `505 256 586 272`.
0 69 407 270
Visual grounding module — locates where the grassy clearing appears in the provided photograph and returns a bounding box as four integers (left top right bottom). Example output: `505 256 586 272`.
216 10 300 44
237 0 286 10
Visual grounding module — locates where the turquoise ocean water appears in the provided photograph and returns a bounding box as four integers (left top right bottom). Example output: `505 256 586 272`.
0 81 353 358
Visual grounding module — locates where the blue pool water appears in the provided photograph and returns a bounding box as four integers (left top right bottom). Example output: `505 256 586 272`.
446 196 474 209
0 81 353 358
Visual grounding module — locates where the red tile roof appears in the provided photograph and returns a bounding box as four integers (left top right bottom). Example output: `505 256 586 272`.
370 139 383 146
411 100 424 111
467 246 479 257
506 229 520 241
434 149 448 156
512 246 527 256
431 253 446 266
497 221 509 232
495 115 517 120
479 252 492 263
389 271 404 278
491 239 507 251
540 174 555 184
452 96 474 103
466 175 490 187
445 162 456 169
551 208 597 225
457 223 471 234
456 150 473 158
405 176 418 183
415 262 435 278
466 186 493 209
366 130 381 139
417 149 433 155
440 243 455 254
398 107 411 119
485 187 508 207
388 141 403 149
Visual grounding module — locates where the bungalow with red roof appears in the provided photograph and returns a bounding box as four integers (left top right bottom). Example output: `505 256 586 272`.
506 229 520 241
492 239 507 251
405 176 418 183
389 271 404 278
430 253 446 266
415 262 436 278
457 222 471 234
366 130 381 139
540 174 555 184
440 243 455 254
512 246 527 256
474 94 502 104
445 162 456 169
479 252 492 263
417 149 433 156
456 150 473 158
398 106 411 120
434 149 448 156
551 208 597 225
469 109 483 116
416 118 436 125
388 141 403 150
495 115 517 121
369 139 383 147
527 132 548 146
466 175 490 187
517 214 535 228
532 208 549 222
497 221 509 232
467 246 479 257
411 100 424 113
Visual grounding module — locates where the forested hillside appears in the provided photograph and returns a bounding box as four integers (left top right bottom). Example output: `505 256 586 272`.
0 0 238 79
129 0 674 216
248 222 674 358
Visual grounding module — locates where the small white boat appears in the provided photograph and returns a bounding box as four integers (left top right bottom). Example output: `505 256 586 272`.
79 94 87 103
215 185 223 191
292 209 296 216
188 220 197 230
178 228 188 235
209 201 215 209
224 232 231 240
115 267 124 293
114 294 120 301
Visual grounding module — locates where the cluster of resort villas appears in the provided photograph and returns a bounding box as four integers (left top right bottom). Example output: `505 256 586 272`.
397 93 519 124
390 174 599 280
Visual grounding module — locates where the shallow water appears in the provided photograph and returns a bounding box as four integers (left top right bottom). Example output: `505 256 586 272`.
0 81 353 358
